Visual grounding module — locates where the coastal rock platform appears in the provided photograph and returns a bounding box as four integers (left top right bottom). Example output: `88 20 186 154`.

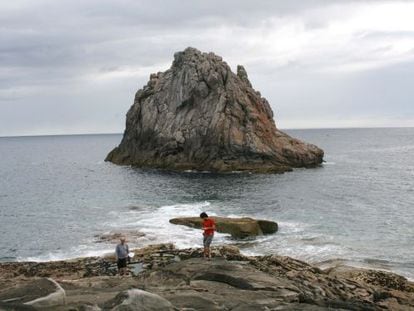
0 244 413 310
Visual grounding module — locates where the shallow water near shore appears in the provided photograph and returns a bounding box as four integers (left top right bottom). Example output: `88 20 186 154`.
0 128 413 280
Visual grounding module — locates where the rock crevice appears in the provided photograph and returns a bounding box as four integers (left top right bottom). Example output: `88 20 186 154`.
106 47 324 172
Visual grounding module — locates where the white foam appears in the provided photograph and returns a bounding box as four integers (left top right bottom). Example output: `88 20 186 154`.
14 208 340 267
97 201 220 250
183 170 212 173
226 213 250 218
20 245 114 262
278 221 309 233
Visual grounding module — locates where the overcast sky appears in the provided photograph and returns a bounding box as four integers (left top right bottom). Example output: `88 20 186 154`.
1 0 414 136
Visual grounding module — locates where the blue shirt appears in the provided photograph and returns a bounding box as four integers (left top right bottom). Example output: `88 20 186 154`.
116 243 129 259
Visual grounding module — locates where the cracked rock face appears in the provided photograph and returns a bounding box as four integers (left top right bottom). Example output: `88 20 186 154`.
106 47 324 173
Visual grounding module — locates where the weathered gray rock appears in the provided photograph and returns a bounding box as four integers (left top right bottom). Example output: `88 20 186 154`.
0 278 66 309
137 257 380 310
0 302 37 310
79 304 102 311
169 216 278 238
106 47 323 173
103 289 174 311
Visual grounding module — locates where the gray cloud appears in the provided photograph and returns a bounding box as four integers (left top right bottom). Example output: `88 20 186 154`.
1 0 414 136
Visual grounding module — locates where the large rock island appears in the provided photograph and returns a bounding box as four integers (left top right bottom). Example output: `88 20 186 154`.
106 47 323 173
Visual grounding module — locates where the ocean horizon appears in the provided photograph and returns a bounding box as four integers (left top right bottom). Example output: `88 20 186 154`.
1 125 414 139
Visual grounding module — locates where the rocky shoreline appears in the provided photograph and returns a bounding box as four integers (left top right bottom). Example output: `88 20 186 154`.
0 244 413 310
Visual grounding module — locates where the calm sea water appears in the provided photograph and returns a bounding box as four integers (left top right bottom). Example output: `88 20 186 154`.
0 128 413 279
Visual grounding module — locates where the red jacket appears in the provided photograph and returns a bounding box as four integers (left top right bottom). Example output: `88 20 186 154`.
203 218 215 236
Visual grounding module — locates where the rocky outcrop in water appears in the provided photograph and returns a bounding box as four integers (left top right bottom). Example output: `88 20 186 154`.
94 230 145 244
106 47 324 173
169 216 278 238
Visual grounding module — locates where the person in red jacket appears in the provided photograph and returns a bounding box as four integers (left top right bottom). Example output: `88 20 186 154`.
200 212 215 259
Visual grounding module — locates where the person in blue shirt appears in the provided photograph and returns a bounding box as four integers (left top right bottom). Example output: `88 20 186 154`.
115 237 129 275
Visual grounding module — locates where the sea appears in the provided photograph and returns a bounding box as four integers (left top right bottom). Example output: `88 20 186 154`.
0 128 413 280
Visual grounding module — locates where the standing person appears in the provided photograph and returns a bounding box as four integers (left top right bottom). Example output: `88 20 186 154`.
200 212 215 259
115 237 129 276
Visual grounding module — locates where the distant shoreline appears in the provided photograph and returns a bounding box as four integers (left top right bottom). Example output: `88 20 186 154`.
1 126 413 139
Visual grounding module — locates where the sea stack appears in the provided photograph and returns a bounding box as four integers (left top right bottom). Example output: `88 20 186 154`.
106 47 324 173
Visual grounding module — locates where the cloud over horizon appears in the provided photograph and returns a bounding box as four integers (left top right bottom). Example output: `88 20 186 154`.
1 0 414 136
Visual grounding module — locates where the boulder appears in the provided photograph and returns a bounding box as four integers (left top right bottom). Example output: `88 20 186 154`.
103 289 174 311
105 47 323 173
169 216 278 238
0 278 66 309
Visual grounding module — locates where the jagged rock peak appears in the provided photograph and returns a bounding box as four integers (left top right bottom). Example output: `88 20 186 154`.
106 47 324 173
237 65 252 88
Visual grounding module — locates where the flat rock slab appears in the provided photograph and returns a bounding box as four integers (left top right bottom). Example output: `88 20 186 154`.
140 258 302 310
165 257 296 292
169 216 278 238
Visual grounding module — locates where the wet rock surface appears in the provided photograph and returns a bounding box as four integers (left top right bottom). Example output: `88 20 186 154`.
169 216 278 238
0 244 413 310
106 47 324 173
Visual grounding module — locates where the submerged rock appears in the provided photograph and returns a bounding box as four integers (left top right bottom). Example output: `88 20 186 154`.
106 47 323 173
94 230 145 244
169 216 278 238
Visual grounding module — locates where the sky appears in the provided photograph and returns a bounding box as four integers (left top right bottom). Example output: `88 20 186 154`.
1 0 414 136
